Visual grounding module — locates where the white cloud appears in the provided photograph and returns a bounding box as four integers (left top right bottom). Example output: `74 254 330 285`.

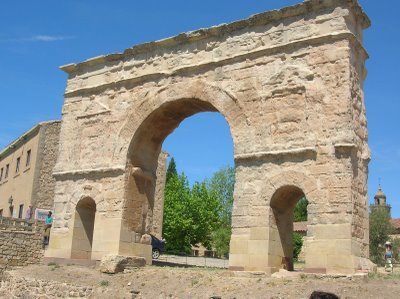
0 35 75 43
23 35 75 42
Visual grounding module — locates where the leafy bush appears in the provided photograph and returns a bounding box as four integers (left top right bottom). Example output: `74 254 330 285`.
163 161 234 255
293 232 303 261
211 225 231 258
294 197 308 222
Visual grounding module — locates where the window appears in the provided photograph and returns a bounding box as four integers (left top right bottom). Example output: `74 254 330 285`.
18 204 24 219
16 157 21 173
0 209 3 217
26 150 31 167
5 164 9 179
0 168 3 181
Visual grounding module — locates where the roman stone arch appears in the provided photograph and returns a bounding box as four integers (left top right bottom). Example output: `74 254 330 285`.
46 0 372 274
120 81 245 237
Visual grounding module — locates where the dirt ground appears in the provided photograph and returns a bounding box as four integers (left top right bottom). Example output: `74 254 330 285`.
2 263 400 299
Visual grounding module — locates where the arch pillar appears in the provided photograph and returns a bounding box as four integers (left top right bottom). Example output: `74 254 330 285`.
229 168 367 275
45 176 152 263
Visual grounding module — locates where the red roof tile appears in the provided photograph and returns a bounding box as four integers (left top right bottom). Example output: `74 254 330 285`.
391 218 400 229
294 221 308 232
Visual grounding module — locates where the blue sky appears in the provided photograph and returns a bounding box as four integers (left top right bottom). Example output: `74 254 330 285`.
0 1 399 216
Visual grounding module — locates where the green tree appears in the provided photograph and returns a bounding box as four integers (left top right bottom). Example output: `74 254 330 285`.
292 197 308 261
390 238 400 262
211 226 231 258
294 197 308 222
166 157 177 183
163 164 235 256
369 207 394 265
207 166 235 226
189 181 221 249
163 168 222 253
207 166 235 257
163 172 192 253
292 232 304 261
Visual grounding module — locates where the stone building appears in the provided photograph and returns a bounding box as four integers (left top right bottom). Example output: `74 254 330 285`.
45 0 372 274
369 185 400 234
0 121 61 219
370 185 391 215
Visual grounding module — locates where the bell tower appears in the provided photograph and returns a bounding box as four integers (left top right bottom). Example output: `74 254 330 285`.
371 184 391 216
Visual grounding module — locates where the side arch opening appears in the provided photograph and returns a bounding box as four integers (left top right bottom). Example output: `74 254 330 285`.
270 185 306 271
71 197 97 259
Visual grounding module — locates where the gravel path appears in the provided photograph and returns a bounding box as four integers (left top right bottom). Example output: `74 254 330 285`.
2 264 400 299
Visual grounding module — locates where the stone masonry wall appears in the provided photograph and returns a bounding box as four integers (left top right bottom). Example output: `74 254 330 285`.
151 150 168 238
32 121 61 210
0 218 44 278
0 271 93 298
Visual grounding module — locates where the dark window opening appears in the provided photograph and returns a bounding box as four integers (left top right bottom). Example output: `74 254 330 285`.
16 157 21 173
5 164 9 179
18 204 24 219
26 150 31 167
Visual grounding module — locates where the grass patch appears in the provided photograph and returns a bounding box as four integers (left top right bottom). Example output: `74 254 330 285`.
48 262 61 271
100 280 110 287
368 272 400 280
191 278 199 286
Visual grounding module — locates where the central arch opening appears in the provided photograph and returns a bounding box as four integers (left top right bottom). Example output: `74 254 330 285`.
123 97 236 262
270 186 306 271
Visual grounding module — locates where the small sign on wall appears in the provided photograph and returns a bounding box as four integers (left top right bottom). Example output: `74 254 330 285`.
12 208 17 218
35 208 53 221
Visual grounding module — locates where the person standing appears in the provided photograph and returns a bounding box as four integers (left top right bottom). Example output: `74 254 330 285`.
43 211 53 245
25 205 33 221
384 241 394 272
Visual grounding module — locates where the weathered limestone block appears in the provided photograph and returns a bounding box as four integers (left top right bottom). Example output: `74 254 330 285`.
140 234 151 245
99 255 146 274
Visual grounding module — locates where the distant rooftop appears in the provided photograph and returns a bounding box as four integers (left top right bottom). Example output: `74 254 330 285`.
294 221 308 232
0 120 60 160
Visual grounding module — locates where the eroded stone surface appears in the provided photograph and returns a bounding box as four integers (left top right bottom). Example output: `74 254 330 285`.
99 255 146 274
46 0 371 274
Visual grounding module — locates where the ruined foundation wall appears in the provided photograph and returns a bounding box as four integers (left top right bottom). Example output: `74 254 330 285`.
0 219 44 274
0 271 93 297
